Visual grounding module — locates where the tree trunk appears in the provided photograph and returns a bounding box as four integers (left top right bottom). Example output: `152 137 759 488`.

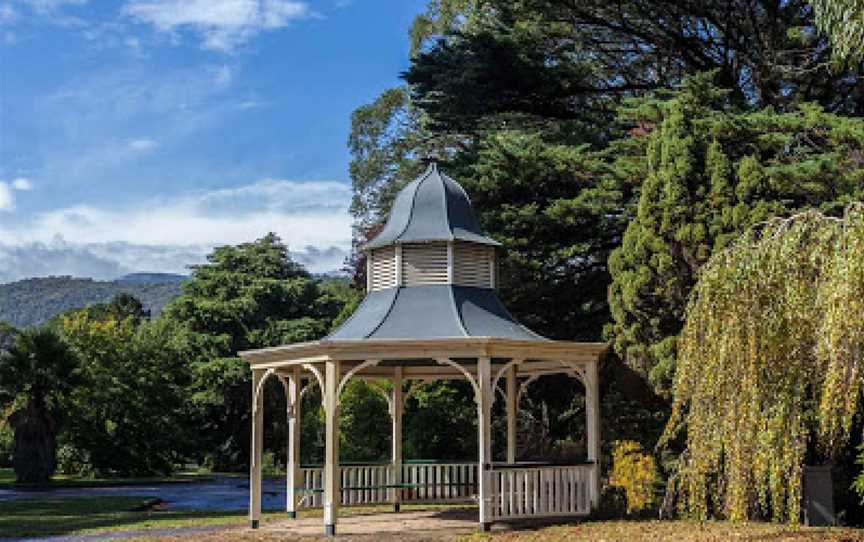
10 400 57 484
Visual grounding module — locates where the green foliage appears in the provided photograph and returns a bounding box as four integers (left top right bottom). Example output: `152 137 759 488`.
405 0 864 136
607 73 864 396
404 381 477 460
462 129 630 340
811 0 864 64
59 312 194 476
664 206 864 522
0 276 183 329
609 440 658 515
0 327 78 483
338 380 391 462
163 233 348 470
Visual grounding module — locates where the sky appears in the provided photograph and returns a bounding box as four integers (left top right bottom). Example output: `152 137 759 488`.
0 0 425 283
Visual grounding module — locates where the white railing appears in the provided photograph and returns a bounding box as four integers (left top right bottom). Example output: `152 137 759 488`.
297 462 594 519
490 464 593 519
299 467 324 508
401 462 477 502
297 462 478 508
341 464 392 505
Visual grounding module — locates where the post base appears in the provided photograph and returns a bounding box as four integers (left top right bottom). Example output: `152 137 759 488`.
325 524 337 537
479 522 491 532
250 520 259 529
287 511 296 519
393 503 401 513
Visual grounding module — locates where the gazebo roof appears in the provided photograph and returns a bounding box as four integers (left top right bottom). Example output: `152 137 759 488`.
326 284 545 341
362 163 500 250
240 163 608 368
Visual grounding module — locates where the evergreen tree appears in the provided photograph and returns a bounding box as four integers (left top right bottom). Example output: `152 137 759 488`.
405 0 864 135
607 74 864 396
164 234 348 469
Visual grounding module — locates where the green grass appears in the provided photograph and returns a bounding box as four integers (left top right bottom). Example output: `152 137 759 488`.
4 494 863 542
0 495 467 539
0 496 286 539
0 467 215 490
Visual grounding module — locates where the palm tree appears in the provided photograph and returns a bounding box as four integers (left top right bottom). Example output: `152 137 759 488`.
0 327 78 483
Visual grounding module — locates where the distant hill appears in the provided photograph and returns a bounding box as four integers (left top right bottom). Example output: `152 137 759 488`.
116 273 188 285
0 276 186 329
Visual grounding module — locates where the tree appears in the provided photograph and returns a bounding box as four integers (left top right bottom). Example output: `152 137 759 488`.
405 0 864 134
0 327 77 483
461 129 633 341
811 0 864 64
163 234 347 469
607 73 864 396
59 311 193 475
662 205 864 522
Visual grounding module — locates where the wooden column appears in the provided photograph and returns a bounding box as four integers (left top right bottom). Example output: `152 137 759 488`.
323 360 341 536
249 368 264 528
585 359 601 509
391 367 403 512
505 365 517 464
286 367 302 518
477 357 493 531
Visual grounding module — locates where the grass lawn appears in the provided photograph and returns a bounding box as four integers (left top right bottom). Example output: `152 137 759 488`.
464 521 864 542
0 467 214 490
117 519 864 542
0 496 462 539
2 495 863 542
0 496 294 539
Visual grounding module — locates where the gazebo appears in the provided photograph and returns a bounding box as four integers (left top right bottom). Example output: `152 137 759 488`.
240 163 607 536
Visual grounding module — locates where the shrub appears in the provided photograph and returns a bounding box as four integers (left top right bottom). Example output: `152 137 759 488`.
609 440 658 515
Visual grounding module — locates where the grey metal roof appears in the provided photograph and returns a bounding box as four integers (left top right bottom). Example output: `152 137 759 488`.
362 163 501 250
326 285 548 341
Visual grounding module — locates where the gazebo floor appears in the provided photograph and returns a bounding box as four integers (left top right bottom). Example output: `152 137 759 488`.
255 506 579 539
259 507 479 539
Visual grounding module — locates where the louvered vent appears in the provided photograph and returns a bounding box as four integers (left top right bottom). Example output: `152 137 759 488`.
402 243 448 286
454 242 494 288
369 246 397 291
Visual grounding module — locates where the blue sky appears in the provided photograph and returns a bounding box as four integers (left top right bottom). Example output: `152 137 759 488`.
0 0 424 282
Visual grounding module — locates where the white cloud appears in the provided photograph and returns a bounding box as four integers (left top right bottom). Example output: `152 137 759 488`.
20 0 87 13
123 0 311 51
0 178 352 280
0 184 13 211
127 138 158 151
7 0 89 27
12 178 32 190
0 178 33 211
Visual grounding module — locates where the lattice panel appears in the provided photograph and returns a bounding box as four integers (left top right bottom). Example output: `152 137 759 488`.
369 246 397 291
402 243 449 286
454 242 494 288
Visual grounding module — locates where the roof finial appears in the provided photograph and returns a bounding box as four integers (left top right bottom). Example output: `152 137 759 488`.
420 153 440 170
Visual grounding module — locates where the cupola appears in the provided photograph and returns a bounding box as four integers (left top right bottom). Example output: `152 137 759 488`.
363 162 500 292
328 163 543 341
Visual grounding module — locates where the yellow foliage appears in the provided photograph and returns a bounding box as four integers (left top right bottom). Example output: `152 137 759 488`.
609 440 657 514
665 205 864 523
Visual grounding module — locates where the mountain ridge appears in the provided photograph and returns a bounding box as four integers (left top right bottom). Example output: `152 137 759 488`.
0 275 186 329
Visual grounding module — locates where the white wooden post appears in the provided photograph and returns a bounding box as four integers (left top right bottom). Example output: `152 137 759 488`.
391 367 403 512
477 357 493 531
286 366 301 518
250 368 264 528
505 365 517 464
323 360 341 536
585 360 601 509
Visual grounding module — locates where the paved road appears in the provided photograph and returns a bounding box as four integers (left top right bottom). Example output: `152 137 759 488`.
0 476 287 511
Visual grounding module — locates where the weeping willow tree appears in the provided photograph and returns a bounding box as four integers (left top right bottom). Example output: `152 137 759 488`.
663 204 864 523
